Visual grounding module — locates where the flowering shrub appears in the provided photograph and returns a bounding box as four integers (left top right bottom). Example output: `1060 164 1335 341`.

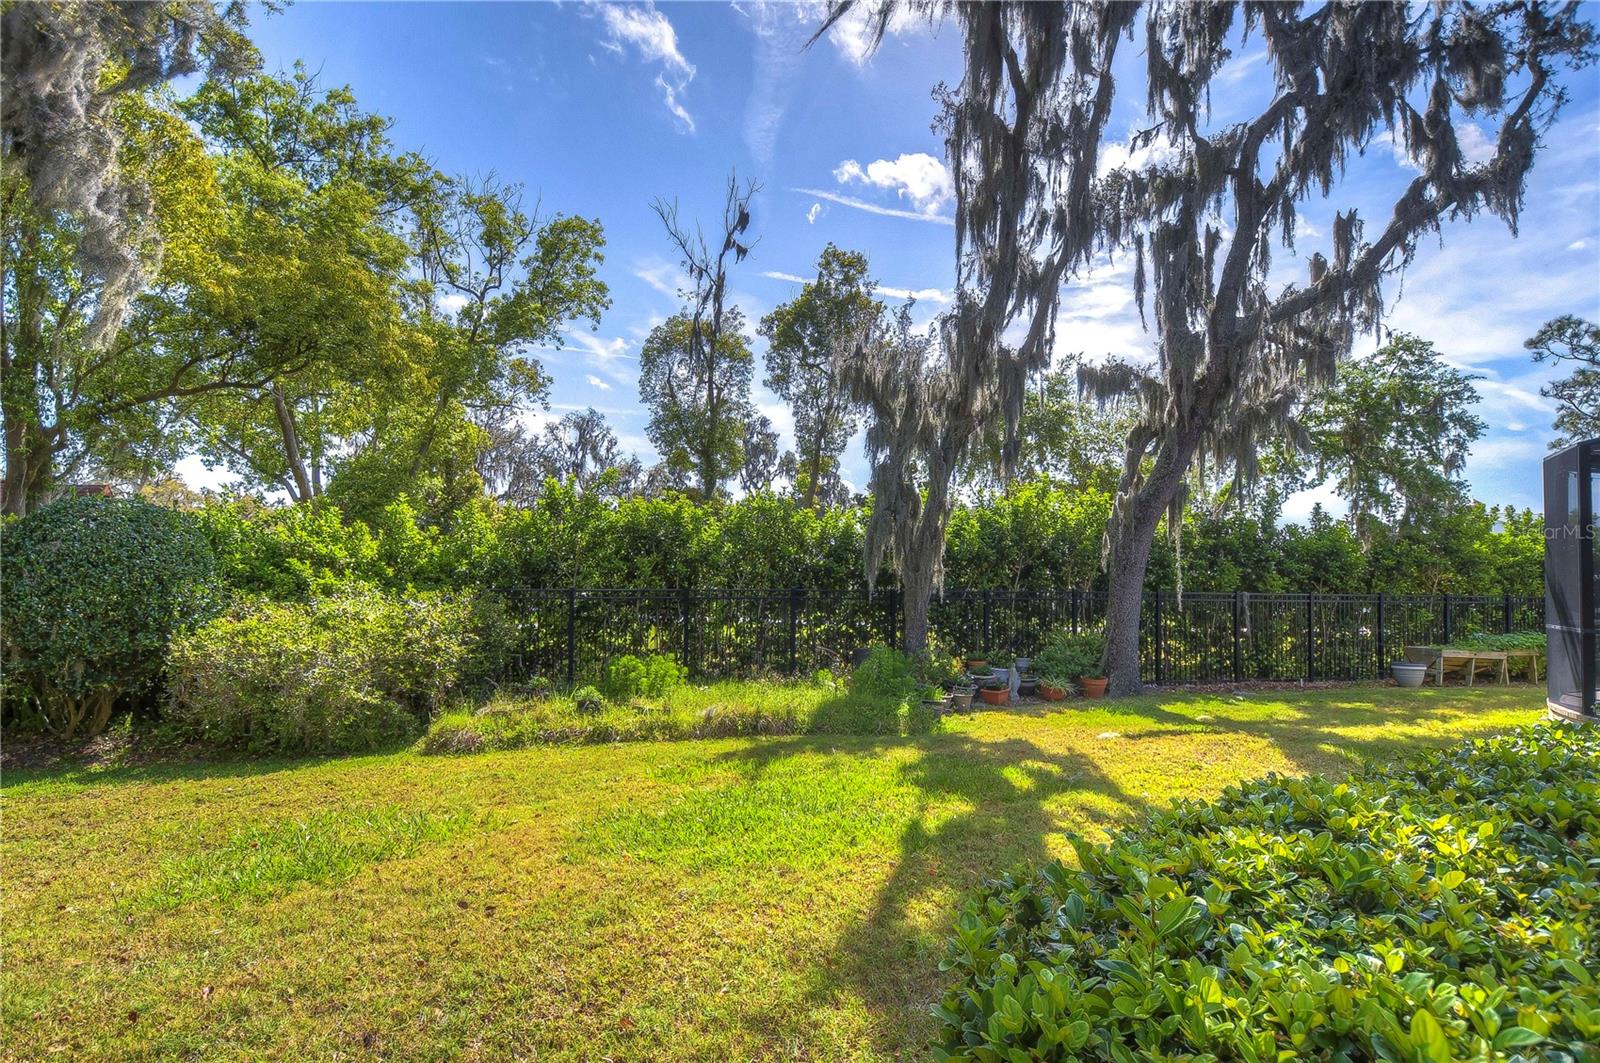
935 725 1600 1061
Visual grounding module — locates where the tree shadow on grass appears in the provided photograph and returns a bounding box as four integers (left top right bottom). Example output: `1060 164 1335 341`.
713 730 1145 1056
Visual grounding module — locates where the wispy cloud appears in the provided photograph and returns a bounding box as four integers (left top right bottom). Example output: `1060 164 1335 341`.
820 2 924 66
737 1 812 164
585 374 613 391
790 187 954 225
633 258 687 298
596 1 696 131
806 202 822 224
760 268 950 305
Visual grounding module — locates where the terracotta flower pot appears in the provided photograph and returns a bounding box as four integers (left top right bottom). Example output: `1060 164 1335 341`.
966 659 987 672
1038 682 1068 701
1079 676 1109 698
978 686 1010 706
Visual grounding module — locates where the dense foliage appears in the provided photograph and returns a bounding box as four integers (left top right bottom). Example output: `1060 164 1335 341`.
0 497 217 737
601 653 687 702
164 591 477 753
184 481 1545 602
934 725 1600 1062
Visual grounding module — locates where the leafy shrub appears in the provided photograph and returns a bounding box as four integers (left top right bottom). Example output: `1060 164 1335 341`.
1 497 218 737
571 685 605 715
601 653 687 701
934 725 1600 1061
1455 630 1546 652
165 591 473 753
850 646 918 700
1032 629 1104 684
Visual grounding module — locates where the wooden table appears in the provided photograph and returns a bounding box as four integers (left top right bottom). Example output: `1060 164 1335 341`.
1403 645 1515 686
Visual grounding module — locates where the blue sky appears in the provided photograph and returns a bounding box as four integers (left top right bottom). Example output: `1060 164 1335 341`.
190 0 1600 516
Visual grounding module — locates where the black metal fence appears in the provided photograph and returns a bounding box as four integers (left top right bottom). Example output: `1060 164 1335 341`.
489 587 1546 686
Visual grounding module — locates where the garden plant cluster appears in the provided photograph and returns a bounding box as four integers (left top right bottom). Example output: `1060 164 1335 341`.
934 727 1600 1062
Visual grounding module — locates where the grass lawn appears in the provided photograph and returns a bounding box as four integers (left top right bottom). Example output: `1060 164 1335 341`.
1 684 1544 1060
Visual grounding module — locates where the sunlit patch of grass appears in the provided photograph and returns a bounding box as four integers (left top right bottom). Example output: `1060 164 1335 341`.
580 750 921 870
145 805 483 908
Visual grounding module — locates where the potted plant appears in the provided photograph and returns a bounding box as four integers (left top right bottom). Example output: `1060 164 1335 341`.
948 685 976 712
966 656 987 672
1013 656 1032 674
920 685 950 714
977 677 1010 706
1034 630 1107 699
1037 677 1071 701
1391 660 1429 688
1017 674 1038 697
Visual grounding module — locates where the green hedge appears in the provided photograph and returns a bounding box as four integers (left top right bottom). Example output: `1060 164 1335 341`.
935 725 1600 1061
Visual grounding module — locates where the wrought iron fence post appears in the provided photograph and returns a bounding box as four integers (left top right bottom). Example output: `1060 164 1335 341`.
1071 587 1081 634
788 587 801 675
1306 593 1316 681
1442 593 1453 644
565 587 577 685
1376 592 1386 678
680 587 693 675
1232 590 1243 684
1154 588 1164 685
1502 592 1512 634
981 590 992 655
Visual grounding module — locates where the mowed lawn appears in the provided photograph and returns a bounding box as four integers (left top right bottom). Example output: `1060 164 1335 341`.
2 685 1543 1061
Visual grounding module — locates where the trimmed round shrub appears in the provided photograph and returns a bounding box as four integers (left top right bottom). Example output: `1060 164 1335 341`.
164 591 472 754
602 653 687 701
1 496 217 737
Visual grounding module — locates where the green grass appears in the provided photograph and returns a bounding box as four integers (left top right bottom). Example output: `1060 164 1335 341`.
420 678 937 752
1 684 1545 1060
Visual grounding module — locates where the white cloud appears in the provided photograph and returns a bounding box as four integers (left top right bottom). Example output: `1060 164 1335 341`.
737 1 813 164
1097 132 1182 175
878 284 950 304
597 2 697 131
437 292 470 314
806 202 822 224
833 152 952 215
1571 238 1591 251
791 186 955 225
822 2 922 66
1281 482 1350 524
585 374 613 391
760 270 808 284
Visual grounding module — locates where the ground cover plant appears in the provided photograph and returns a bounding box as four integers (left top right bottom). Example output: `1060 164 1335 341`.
1 685 1545 1060
935 724 1600 1061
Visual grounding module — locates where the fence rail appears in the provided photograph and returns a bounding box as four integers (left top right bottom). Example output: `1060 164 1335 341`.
488 587 1546 686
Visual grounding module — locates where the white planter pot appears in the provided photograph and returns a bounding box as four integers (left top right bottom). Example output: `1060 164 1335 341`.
1391 661 1429 688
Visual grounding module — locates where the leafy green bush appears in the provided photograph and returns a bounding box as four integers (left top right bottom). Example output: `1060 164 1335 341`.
1455 630 1546 652
1 497 218 737
601 653 687 701
851 646 918 700
933 725 1600 1061
1032 629 1105 684
164 591 474 753
571 685 605 715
